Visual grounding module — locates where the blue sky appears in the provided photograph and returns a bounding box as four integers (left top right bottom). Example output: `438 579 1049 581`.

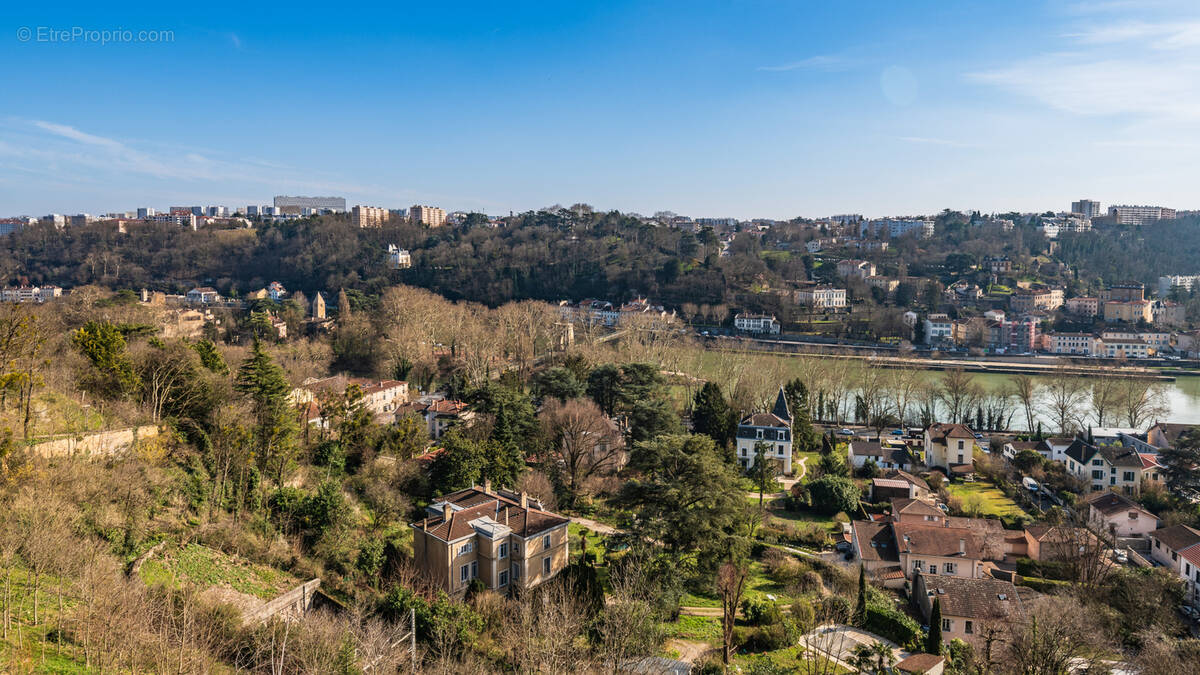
3 0 1200 218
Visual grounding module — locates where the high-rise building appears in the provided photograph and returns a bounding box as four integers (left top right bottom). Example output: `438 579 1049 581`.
1108 205 1176 225
273 195 347 214
1071 199 1101 218
351 205 388 228
137 207 157 218
410 205 447 227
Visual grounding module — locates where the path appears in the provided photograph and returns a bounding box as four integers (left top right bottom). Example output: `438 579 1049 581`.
678 606 724 617
799 623 910 671
666 639 710 665
571 516 622 535
745 456 808 501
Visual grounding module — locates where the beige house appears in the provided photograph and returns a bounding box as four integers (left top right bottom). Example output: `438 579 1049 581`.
1083 491 1159 539
923 423 978 471
1149 525 1200 610
411 484 570 597
913 574 1023 650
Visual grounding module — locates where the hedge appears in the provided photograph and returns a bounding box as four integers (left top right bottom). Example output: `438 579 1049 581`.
1016 576 1071 593
863 603 921 646
1015 557 1074 581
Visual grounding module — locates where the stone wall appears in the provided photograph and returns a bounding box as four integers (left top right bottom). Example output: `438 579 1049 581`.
29 425 160 458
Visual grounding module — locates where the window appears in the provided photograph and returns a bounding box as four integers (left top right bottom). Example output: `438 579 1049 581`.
511 563 521 580
1092 470 1104 480
1123 471 1135 482
470 560 478 579
957 440 964 450
499 543 508 559
778 444 785 456
512 542 520 555
942 619 952 632
943 562 956 574
543 556 551 575
543 534 552 550
499 570 509 587
965 621 974 634
458 542 473 555
912 560 923 572
460 564 469 583
928 564 938 574
1092 459 1104 466
756 429 763 439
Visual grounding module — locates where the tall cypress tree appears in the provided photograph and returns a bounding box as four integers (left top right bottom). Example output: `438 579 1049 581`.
784 378 819 452
854 564 868 626
927 597 943 654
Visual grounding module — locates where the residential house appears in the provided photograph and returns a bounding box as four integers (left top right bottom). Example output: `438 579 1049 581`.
850 520 903 586
1103 339 1154 359
924 314 954 345
410 484 570 598
866 276 900 295
1149 525 1200 609
848 441 913 472
894 522 996 580
923 423 978 472
1063 440 1164 496
895 654 946 675
186 287 221 304
1083 491 1159 539
291 375 409 422
1146 422 1196 450
983 256 1012 274
836 259 876 280
733 313 781 334
1103 300 1153 324
912 574 1024 649
395 398 474 439
1151 300 1186 326
1101 330 1170 350
735 388 793 474
1045 333 1102 356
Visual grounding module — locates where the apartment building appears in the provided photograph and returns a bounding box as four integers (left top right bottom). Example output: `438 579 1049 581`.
274 195 346 213
794 285 847 309
351 205 388 228
734 313 781 334
923 423 978 471
735 388 793 474
1071 199 1102 219
1103 339 1154 359
1009 288 1063 313
411 484 570 598
410 205 447 227
924 314 953 344
1108 205 1176 225
1101 330 1170 349
1063 440 1164 495
1046 332 1101 355
0 285 62 303
1064 296 1099 316
1159 275 1200 297
1103 300 1153 324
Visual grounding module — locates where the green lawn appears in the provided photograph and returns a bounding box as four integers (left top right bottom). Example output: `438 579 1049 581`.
944 480 1024 519
663 615 722 642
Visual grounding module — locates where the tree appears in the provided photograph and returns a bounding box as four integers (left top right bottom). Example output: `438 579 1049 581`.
927 597 943 655
626 397 681 444
939 369 980 425
1160 427 1200 495
586 364 622 416
1004 596 1114 674
615 434 744 556
816 450 849 479
539 398 624 507
749 441 779 509
806 476 859 516
1042 368 1088 435
533 366 585 402
428 432 486 494
234 340 298 486
854 565 867 627
191 338 228 374
473 382 538 487
691 381 736 447
72 320 140 397
784 378 820 452
717 559 749 664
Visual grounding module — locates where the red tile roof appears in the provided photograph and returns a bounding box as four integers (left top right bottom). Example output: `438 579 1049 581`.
413 486 568 541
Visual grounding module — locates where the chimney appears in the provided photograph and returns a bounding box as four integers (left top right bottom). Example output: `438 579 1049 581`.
520 492 529 510
443 502 453 523
959 538 966 555
504 508 509 526
484 478 492 494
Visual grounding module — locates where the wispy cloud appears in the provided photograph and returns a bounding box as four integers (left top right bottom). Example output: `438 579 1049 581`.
757 55 854 72
897 136 979 148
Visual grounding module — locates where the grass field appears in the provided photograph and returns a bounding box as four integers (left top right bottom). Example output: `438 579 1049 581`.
139 542 299 601
944 480 1025 519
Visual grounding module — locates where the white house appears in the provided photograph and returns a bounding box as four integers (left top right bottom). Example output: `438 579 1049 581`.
1149 525 1200 609
924 314 953 344
735 388 793 474
734 313 781 335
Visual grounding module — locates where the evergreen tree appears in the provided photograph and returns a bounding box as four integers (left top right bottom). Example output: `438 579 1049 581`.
692 381 735 446
784 378 819 452
586 364 622 416
855 564 868 627
749 441 779 508
234 339 298 486
927 597 943 654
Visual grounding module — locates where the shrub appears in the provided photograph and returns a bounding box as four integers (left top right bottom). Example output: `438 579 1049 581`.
740 623 790 651
1015 557 1073 581
863 604 921 646
1017 576 1071 593
807 476 860 516
741 598 784 626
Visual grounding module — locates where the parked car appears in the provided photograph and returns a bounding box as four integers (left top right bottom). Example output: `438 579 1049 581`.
890 429 905 436
837 428 854 435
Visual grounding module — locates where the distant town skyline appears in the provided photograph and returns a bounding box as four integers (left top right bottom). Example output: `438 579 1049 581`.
4 1 1200 218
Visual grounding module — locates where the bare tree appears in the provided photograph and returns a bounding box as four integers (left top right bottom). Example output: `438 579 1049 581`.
539 398 625 505
717 559 748 664
1041 368 1088 435
1116 377 1169 428
939 368 981 424
1002 595 1114 675
1010 374 1039 434
508 580 591 672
